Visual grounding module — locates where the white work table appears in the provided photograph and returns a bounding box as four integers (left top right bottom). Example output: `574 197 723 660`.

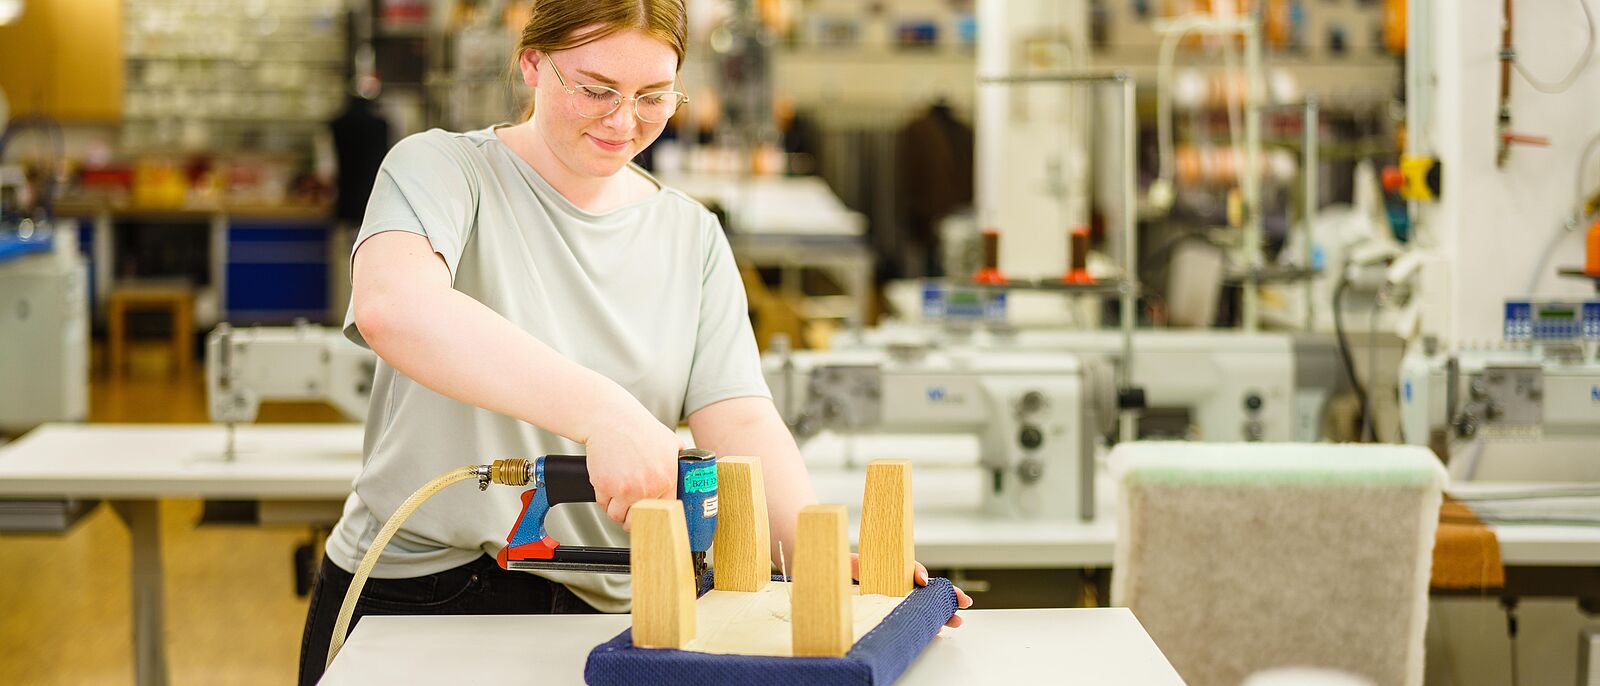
319 608 1185 685
1 423 1595 571
1440 481 1600 566
0 423 363 498
5 423 1599 685
0 423 363 686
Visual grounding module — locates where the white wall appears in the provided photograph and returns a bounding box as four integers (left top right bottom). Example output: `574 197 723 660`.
1418 0 1600 346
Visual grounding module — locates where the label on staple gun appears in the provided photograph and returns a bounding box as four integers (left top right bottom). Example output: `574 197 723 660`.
683 466 717 494
703 496 718 518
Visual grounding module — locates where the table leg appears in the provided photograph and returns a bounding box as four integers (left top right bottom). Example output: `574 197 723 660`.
110 500 169 686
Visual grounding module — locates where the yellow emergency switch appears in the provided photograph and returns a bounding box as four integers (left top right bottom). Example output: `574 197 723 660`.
1384 155 1441 202
1399 155 1440 201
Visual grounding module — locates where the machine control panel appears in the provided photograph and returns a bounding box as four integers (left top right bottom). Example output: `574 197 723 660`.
1503 300 1600 342
922 280 1006 323
1475 365 1545 438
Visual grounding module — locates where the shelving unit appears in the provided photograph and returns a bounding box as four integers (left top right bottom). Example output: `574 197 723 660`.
119 0 347 155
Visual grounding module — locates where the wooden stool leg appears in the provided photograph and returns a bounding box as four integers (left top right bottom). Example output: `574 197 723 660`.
630 500 695 649
713 456 770 592
173 296 192 378
859 460 915 597
108 298 126 378
792 504 852 657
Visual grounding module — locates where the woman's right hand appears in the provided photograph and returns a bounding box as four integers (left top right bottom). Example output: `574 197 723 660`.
584 406 685 530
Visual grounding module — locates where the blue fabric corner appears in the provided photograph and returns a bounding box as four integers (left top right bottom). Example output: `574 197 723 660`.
585 577 957 686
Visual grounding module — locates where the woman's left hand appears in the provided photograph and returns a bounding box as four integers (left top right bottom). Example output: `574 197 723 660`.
846 553 974 628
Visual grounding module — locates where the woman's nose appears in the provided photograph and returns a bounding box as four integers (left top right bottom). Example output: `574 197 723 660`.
599 100 637 134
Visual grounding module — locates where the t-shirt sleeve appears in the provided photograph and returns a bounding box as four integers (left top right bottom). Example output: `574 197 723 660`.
682 213 772 417
342 130 479 348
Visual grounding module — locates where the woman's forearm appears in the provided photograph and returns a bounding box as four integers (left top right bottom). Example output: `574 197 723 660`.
354 234 646 443
761 430 818 567
687 397 817 567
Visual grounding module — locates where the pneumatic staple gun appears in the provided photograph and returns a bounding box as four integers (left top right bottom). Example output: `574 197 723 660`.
495 448 719 578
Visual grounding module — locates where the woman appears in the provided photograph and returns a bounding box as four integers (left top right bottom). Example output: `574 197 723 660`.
299 2 969 682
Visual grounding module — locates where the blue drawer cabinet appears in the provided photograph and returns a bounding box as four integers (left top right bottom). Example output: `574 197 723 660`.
226 222 329 324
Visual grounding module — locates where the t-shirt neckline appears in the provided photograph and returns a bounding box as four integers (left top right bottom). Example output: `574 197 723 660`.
480 124 665 221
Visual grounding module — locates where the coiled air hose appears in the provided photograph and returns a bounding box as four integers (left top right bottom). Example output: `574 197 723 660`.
326 459 533 668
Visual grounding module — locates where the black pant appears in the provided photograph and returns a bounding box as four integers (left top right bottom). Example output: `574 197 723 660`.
298 554 601 685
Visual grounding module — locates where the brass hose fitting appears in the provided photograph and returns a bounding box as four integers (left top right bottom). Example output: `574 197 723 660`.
491 458 532 486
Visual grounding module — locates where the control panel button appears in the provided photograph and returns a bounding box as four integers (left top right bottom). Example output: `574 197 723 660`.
1018 425 1044 450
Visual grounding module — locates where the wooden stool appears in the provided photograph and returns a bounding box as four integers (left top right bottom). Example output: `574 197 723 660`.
107 283 194 378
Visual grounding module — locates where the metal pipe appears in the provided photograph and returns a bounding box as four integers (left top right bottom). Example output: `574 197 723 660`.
1498 0 1515 165
217 323 236 462
1242 18 1264 332
976 71 1131 85
1303 97 1320 331
1119 78 1139 444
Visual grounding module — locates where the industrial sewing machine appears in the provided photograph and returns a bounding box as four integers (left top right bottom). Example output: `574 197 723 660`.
765 346 1116 521
205 322 374 459
1400 299 1600 482
824 326 1338 444
1401 299 1600 679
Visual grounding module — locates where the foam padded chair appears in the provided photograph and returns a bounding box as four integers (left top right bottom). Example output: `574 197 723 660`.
1110 442 1446 686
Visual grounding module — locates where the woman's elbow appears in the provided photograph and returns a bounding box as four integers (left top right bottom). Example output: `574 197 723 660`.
351 290 403 349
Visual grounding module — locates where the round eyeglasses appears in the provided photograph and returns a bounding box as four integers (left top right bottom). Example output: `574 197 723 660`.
545 53 688 124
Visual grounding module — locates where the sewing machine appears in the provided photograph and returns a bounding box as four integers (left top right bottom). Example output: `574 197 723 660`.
824 326 1333 444
765 347 1116 521
205 322 374 459
1400 300 1600 483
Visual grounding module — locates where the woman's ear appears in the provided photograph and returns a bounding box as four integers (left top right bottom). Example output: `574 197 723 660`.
518 50 541 88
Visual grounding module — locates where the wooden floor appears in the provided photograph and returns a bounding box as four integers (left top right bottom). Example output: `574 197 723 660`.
0 345 344 685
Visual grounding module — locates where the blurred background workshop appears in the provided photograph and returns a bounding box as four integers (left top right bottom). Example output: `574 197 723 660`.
2 0 1599 684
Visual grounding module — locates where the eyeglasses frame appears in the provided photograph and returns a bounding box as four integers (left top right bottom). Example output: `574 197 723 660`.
542 52 689 124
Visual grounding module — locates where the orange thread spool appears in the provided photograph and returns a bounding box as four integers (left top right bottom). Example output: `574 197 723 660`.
974 229 1007 285
1064 227 1095 285
1586 220 1600 277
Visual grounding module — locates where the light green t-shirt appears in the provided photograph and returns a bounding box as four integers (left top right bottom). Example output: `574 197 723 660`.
324 127 770 612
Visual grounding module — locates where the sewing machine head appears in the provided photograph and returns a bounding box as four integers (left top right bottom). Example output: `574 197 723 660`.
1399 300 1600 482
821 326 1318 443
206 322 375 424
765 347 1116 521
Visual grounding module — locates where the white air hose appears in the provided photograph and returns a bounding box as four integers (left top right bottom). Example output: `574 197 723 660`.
1513 0 1595 94
325 462 525 668
1154 14 1219 213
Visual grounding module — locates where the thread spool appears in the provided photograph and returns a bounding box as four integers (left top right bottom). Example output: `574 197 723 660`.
974 228 1006 285
1587 220 1600 277
1064 227 1095 285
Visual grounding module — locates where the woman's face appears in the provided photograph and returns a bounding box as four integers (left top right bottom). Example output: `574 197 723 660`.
519 28 678 179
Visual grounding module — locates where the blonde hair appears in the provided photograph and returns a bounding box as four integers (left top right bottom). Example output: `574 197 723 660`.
514 0 688 121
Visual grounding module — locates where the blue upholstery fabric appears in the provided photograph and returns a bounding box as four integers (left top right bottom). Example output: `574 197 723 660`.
585 575 958 686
